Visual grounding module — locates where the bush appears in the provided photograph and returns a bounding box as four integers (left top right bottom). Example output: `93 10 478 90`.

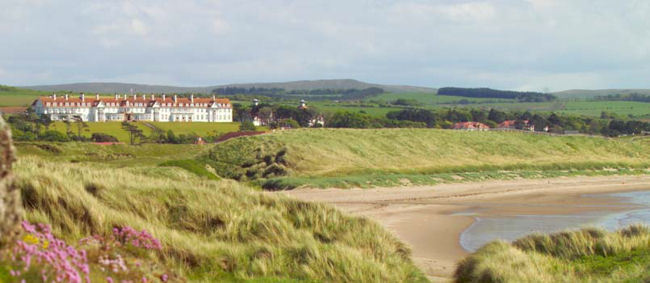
90 133 119 143
239 121 257 131
39 130 69 142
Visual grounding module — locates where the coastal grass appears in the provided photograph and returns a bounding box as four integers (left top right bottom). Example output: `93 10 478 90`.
46 121 259 143
204 128 650 189
15 142 211 166
13 156 426 282
455 225 650 282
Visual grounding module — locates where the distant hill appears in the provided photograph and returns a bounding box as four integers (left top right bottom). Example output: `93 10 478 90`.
552 89 650 99
24 79 435 94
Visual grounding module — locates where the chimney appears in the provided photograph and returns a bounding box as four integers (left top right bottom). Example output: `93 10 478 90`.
142 94 146 100
133 94 137 100
65 94 69 100
80 93 85 102
173 95 177 103
53 94 57 100
95 93 99 100
115 94 119 100
162 94 166 101
211 95 216 101
190 94 194 103
151 94 155 100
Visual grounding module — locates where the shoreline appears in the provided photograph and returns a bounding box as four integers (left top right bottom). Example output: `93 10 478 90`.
280 175 650 280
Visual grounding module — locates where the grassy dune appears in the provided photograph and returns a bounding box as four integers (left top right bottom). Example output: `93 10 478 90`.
455 225 650 282
47 121 252 143
13 156 426 281
15 142 211 166
204 128 650 188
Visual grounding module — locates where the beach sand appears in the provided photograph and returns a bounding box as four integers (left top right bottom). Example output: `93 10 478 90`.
280 175 650 281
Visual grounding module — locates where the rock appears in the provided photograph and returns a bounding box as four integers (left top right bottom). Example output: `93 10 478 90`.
0 116 21 248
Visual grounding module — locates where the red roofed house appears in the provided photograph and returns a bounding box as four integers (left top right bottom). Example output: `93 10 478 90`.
452 122 490 131
32 93 232 122
498 120 535 131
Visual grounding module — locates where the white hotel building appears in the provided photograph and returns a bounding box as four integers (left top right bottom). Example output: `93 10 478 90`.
32 93 233 122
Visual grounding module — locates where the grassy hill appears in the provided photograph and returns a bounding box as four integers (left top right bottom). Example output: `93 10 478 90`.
455 225 650 282
11 144 426 281
203 128 650 189
0 85 49 107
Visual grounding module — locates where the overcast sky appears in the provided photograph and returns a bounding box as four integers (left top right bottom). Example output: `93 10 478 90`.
3 0 650 91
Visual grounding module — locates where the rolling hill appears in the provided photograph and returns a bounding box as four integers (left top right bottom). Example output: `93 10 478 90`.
23 79 436 94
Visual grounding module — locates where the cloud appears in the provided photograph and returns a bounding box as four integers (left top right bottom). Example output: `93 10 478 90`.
1 0 650 90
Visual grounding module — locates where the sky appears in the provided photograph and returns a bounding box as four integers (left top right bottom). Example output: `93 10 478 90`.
2 0 650 91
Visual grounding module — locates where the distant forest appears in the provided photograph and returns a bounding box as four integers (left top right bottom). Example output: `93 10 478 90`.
595 93 650 103
211 87 384 101
438 87 556 102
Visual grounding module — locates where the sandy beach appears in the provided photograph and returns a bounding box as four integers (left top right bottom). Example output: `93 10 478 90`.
280 175 650 281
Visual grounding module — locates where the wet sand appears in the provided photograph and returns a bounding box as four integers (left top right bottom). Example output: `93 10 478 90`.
280 175 650 281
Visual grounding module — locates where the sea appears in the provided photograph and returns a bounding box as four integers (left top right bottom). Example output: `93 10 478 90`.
459 190 650 252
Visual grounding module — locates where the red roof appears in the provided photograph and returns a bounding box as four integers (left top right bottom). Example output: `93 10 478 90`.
452 122 490 129
35 96 231 108
498 120 530 128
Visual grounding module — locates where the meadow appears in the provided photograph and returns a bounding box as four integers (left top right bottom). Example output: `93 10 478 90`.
203 128 650 189
456 225 650 282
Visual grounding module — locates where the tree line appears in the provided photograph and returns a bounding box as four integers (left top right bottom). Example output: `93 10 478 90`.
438 87 557 102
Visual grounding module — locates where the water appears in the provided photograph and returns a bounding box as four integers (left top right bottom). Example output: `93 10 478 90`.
459 190 650 252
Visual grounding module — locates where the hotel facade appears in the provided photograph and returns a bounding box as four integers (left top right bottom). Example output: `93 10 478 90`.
32 93 232 122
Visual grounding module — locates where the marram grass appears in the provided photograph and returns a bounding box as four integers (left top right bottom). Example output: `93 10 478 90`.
455 225 650 282
13 156 427 282
205 128 650 188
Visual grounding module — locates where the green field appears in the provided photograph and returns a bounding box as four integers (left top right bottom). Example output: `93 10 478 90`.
0 85 48 107
456 225 650 282
203 128 650 189
559 101 650 117
367 92 515 106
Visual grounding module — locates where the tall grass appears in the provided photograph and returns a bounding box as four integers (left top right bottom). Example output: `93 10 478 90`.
455 225 650 282
13 156 426 281
205 128 650 188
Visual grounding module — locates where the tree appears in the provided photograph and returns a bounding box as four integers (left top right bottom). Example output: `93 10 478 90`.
91 133 119 142
121 122 144 145
257 107 273 125
166 130 178 144
488 109 507 123
239 121 257 131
